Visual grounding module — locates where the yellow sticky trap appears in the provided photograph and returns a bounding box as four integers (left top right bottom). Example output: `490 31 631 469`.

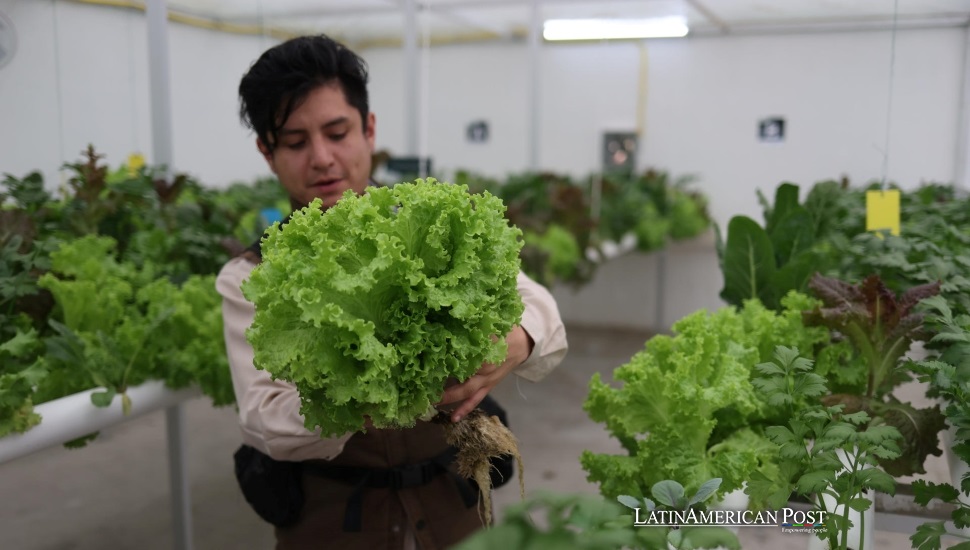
866 189 900 236
127 152 146 176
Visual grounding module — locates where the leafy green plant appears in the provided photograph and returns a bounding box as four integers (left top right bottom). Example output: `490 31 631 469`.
521 224 582 287
581 294 833 503
802 273 947 476
36 236 173 413
461 170 599 287
0 326 46 436
834 218 970 322
598 169 709 252
455 480 738 550
908 296 970 549
243 179 524 435
0 149 303 440
617 478 741 550
717 183 834 311
910 480 970 550
455 491 639 550
748 346 902 550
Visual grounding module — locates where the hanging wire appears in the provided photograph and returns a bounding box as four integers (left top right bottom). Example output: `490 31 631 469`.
880 0 900 189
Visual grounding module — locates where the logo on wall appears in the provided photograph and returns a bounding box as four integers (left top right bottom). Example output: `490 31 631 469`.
466 120 489 143
758 117 785 143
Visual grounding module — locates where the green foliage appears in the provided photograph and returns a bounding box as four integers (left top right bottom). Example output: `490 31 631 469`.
243 179 524 435
522 224 582 287
36 236 175 410
475 171 598 287
0 327 46 436
598 169 709 252
138 275 234 406
0 146 284 439
802 273 946 476
750 348 902 550
908 311 970 549
455 491 639 550
581 295 829 503
718 183 833 310
456 480 739 550
458 168 711 288
617 479 741 550
752 346 827 412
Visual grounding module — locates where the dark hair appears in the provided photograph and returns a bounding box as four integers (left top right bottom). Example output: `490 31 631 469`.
238 35 370 152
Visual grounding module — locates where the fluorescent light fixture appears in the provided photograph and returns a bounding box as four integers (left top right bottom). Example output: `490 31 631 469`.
543 17 689 41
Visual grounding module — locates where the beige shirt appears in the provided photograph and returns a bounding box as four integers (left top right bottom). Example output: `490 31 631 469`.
216 256 568 462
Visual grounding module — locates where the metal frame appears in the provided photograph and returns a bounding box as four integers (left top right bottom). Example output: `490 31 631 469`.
0 381 201 550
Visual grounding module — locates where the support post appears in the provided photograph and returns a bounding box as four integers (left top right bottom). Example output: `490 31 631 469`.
166 405 193 550
146 0 174 177
527 0 541 170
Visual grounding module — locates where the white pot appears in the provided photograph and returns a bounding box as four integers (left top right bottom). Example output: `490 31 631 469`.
806 447 874 550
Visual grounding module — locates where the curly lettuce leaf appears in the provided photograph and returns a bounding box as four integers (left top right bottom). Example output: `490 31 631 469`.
243 179 524 436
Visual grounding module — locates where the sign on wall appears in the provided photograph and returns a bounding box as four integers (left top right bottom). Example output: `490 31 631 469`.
758 117 786 143
603 131 638 173
466 120 489 143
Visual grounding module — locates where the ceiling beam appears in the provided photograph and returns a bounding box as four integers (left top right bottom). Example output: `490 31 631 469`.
217 0 658 23
689 13 970 37
685 0 729 34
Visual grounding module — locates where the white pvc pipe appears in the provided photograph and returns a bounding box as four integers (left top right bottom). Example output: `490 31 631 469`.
0 380 200 464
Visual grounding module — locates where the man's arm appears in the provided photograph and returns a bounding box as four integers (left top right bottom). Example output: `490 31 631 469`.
217 257 353 461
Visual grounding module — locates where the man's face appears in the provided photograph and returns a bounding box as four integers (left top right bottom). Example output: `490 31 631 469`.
259 82 375 209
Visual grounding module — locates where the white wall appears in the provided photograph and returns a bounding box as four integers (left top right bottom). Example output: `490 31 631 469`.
0 0 272 189
366 29 966 228
641 30 965 227
0 0 965 231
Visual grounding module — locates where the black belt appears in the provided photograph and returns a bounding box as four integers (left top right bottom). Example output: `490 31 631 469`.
303 447 478 532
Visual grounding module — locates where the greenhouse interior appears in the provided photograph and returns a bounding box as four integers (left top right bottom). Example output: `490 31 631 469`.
2 0 970 549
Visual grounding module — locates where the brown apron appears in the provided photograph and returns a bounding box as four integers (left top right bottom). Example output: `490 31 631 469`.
274 420 485 550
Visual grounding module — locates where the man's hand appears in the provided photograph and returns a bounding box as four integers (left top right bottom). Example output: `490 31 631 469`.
437 325 534 423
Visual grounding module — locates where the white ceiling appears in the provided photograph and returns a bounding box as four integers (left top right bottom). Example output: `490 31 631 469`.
166 0 970 47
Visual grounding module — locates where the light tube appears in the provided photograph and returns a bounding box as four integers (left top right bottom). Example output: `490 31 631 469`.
543 17 689 41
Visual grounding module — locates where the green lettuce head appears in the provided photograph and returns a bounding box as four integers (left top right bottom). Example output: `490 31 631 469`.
242 179 524 436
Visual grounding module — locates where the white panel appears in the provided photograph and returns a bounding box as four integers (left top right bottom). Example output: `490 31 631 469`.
0 0 62 185
0 0 153 189
366 42 532 179
538 41 641 176
641 28 964 229
701 0 970 23
167 23 279 187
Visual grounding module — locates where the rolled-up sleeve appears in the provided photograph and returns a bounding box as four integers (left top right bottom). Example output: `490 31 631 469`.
216 257 352 461
514 272 568 382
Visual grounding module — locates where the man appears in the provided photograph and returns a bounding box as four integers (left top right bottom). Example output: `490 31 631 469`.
217 34 568 550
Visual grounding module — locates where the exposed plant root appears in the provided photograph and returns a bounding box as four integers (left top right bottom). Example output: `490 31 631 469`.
436 409 525 526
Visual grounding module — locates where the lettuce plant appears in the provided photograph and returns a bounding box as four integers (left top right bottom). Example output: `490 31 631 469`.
581 293 833 503
243 179 524 436
803 273 947 476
